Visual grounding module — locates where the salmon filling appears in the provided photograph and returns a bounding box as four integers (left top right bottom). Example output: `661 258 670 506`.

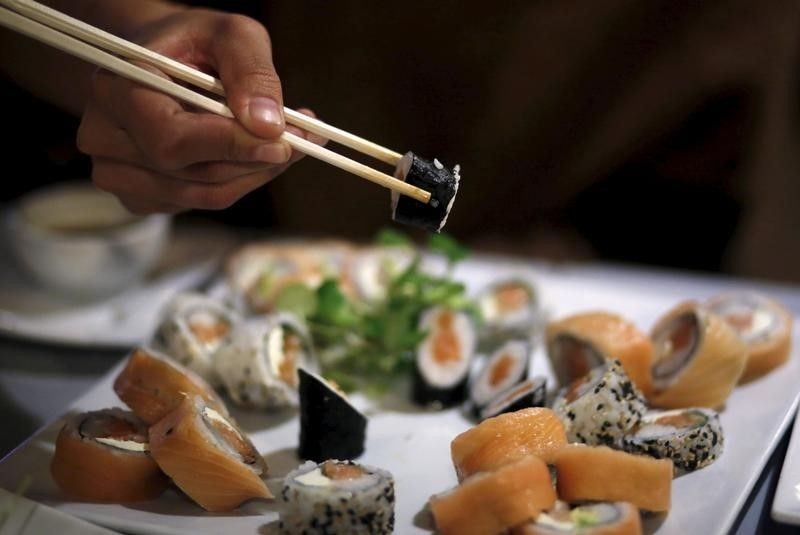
80 414 146 443
433 311 462 364
189 317 230 346
489 354 515 387
202 408 258 465
652 313 699 381
495 285 529 314
653 411 705 428
321 461 365 480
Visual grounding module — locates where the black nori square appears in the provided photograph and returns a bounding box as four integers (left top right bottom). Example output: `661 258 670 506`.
391 151 460 233
478 376 547 421
297 368 367 462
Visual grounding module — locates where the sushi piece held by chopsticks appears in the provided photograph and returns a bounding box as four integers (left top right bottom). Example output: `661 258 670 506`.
392 152 461 233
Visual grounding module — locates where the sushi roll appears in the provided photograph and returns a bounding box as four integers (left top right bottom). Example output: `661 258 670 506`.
153 292 238 385
706 292 794 382
113 347 228 425
51 409 168 503
478 279 540 345
148 394 270 512
649 301 747 409
478 376 547 421
551 359 647 447
214 314 316 409
451 407 567 482
622 408 723 472
298 368 368 462
553 445 672 513
430 455 556 535
546 312 653 397
279 460 395 534
513 501 642 535
469 339 531 413
412 307 477 407
350 245 414 302
391 151 460 233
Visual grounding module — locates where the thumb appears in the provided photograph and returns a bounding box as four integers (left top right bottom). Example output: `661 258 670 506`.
212 15 285 140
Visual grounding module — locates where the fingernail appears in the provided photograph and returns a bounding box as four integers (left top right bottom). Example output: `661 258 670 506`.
248 97 283 128
254 142 290 163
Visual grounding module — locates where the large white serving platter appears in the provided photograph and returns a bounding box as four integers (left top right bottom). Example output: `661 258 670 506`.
771 398 800 524
1 256 798 535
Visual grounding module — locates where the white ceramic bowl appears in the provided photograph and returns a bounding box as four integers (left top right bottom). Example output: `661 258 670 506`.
5 182 171 298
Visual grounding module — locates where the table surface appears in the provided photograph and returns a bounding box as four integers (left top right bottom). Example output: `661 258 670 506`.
1 258 799 535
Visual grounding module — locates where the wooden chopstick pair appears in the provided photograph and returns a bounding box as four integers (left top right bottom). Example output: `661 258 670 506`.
0 0 431 204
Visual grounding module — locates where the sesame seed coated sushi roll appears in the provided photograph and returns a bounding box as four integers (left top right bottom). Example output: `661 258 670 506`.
214 314 316 409
546 312 653 397
479 376 547 421
622 408 723 472
706 292 794 382
513 501 642 535
148 395 270 512
51 409 168 503
430 455 556 535
554 445 672 512
478 279 541 345
391 152 461 233
452 407 567 482
412 307 476 407
649 302 747 409
153 292 238 385
470 339 531 412
298 368 368 463
279 460 395 535
113 347 228 425
552 359 646 447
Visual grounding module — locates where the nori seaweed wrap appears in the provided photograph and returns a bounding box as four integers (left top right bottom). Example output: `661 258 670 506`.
391 151 460 233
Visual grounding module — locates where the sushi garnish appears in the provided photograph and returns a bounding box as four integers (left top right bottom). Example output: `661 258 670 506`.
280 460 395 534
648 302 747 409
478 376 547 421
622 408 723 472
412 307 476 407
298 368 368 462
391 151 461 233
552 359 647 447
469 339 531 411
51 409 168 503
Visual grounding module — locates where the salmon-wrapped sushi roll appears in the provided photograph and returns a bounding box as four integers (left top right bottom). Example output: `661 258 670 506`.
513 501 642 535
649 302 747 409
114 347 228 425
706 292 794 382
554 445 672 513
51 409 168 502
149 395 271 512
430 455 556 535
546 312 653 397
451 407 567 481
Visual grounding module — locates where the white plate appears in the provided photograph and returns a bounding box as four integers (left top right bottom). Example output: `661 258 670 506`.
1 257 798 535
0 224 232 348
771 398 800 524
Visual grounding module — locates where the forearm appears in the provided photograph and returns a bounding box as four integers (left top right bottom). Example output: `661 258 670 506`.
0 0 185 116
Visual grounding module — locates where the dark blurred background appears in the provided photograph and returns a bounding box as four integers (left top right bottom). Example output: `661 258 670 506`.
3 0 799 282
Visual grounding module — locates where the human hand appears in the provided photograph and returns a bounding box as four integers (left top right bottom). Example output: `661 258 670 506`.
77 8 324 214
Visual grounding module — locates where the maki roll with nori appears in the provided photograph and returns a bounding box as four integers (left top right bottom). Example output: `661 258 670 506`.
153 292 239 384
478 279 541 346
622 408 723 472
469 340 531 412
280 460 395 534
391 151 460 233
214 314 316 409
552 359 646 447
298 368 367 462
479 376 547 421
412 307 477 407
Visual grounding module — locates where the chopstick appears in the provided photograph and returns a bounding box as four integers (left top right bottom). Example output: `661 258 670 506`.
0 2 430 204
